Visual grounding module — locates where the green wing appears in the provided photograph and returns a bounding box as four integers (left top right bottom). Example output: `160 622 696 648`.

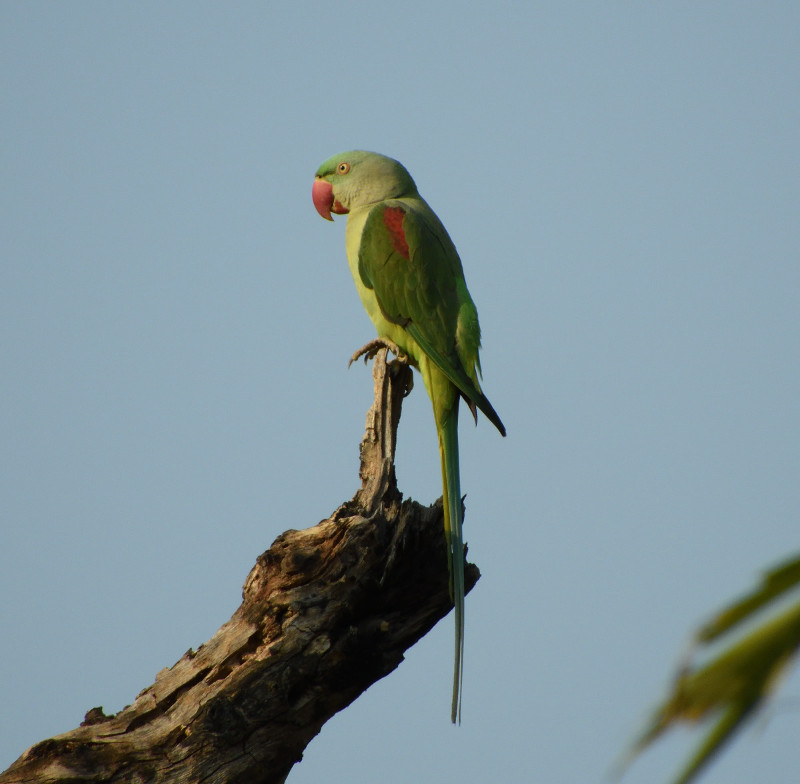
358 199 505 436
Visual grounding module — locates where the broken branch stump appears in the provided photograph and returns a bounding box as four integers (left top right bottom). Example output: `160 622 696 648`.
1 349 479 784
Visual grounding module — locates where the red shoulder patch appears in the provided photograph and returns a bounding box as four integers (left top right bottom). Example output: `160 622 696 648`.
382 206 410 258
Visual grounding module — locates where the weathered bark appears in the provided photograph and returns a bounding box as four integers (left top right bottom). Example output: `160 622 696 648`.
2 350 479 784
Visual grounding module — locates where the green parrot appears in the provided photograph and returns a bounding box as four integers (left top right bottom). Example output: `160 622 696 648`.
312 150 505 723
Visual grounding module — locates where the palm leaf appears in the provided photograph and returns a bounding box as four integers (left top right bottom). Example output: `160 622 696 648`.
621 554 800 784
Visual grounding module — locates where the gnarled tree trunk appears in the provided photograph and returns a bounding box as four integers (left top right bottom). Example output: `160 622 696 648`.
1 350 479 784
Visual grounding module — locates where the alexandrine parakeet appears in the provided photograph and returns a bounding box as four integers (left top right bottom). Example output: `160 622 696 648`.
312 150 505 723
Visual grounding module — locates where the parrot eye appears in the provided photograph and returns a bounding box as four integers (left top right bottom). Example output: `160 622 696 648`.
337 162 351 174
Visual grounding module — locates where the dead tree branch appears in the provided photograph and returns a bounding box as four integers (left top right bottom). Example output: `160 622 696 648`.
2 350 479 784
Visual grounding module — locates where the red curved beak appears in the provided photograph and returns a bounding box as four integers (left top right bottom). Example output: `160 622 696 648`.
312 177 349 221
312 178 334 221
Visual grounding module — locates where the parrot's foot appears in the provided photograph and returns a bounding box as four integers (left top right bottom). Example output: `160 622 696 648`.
348 338 409 368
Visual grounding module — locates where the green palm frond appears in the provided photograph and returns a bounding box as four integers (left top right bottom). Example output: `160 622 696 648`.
621 554 800 784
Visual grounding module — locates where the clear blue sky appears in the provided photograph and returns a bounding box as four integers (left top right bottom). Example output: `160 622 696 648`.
2 3 799 783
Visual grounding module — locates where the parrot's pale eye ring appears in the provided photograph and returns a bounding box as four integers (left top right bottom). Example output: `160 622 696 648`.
337 162 350 174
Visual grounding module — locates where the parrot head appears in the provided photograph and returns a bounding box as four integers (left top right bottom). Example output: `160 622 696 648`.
312 150 418 221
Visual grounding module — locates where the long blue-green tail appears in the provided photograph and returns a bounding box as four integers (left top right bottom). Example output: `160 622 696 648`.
439 407 464 724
